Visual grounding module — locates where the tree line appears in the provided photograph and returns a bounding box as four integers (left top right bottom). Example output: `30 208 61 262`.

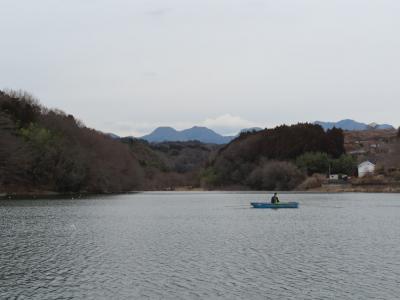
1 89 363 193
201 123 355 190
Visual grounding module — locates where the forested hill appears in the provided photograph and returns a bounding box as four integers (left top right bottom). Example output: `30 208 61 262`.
202 124 347 189
229 123 345 160
0 90 145 193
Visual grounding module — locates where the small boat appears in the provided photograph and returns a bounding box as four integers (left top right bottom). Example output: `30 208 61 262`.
251 202 299 209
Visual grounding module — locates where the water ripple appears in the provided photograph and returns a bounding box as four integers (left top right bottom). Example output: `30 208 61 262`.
1 193 400 299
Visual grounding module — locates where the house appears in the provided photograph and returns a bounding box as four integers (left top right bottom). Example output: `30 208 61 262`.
358 161 376 177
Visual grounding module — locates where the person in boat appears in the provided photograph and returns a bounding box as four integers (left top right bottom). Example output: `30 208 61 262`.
270 193 279 204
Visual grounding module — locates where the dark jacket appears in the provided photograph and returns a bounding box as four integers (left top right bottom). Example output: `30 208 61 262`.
271 195 279 204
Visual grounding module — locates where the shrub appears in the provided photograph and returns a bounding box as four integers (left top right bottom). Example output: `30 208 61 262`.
352 175 388 186
246 161 305 190
330 154 357 175
297 174 324 190
296 152 330 175
200 167 221 187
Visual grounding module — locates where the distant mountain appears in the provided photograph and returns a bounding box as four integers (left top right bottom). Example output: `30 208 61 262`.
140 126 234 144
142 127 181 142
367 122 394 130
315 119 394 131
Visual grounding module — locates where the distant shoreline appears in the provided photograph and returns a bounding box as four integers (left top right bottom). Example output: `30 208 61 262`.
0 191 140 200
1 186 400 200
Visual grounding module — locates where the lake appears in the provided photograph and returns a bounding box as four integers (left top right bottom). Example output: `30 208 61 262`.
1 192 400 299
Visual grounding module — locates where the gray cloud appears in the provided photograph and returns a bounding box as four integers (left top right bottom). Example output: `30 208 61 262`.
145 8 171 16
142 71 159 78
1 0 399 134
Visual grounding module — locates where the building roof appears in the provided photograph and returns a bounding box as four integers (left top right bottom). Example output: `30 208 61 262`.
358 161 376 167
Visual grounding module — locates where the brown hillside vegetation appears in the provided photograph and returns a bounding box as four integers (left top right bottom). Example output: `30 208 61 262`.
121 138 219 190
0 90 144 193
0 90 218 194
344 129 397 155
202 124 346 189
344 129 400 171
2 89 398 194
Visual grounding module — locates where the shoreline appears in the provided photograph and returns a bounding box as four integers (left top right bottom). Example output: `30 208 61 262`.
1 185 400 200
0 191 140 200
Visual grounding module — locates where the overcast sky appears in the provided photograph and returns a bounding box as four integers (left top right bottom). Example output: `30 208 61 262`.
1 0 399 136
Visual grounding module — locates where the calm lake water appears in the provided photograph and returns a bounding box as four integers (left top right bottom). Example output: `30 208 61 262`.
1 192 400 299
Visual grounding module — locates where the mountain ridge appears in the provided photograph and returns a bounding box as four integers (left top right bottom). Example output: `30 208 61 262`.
136 120 395 144
314 119 394 131
140 126 234 144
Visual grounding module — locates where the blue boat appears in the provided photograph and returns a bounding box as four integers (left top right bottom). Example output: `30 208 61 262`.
251 202 299 209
